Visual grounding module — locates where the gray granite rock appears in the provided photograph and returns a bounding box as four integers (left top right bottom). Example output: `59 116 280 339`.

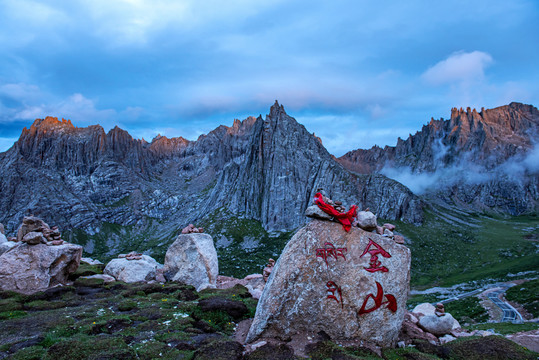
246 219 411 347
163 233 218 292
104 255 160 283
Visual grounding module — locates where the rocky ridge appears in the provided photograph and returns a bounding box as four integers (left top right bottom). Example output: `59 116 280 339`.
338 102 539 215
0 101 422 260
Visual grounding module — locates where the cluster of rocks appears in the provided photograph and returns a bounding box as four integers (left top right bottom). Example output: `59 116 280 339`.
14 216 65 246
118 251 143 260
305 190 405 245
181 223 204 234
0 216 83 294
399 302 465 345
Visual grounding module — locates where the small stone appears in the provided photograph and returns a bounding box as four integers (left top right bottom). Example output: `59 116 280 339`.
383 229 394 237
394 235 405 244
51 240 64 246
118 254 127 258
376 226 384 235
305 205 332 220
22 231 46 245
383 223 396 231
356 211 377 231
439 334 456 344
334 201 342 206
251 341 267 351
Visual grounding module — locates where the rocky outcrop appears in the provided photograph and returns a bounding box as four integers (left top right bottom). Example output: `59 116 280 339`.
0 242 82 293
246 219 411 347
163 233 219 291
0 102 422 258
338 103 539 215
104 254 160 283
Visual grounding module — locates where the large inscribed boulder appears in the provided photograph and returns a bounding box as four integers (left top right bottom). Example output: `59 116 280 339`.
0 242 82 293
163 233 218 292
246 220 411 347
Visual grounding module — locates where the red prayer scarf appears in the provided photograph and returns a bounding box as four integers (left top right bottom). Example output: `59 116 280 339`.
314 192 358 232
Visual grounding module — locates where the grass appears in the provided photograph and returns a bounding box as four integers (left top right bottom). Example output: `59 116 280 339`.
505 279 539 317
444 297 489 325
392 206 539 288
465 322 539 335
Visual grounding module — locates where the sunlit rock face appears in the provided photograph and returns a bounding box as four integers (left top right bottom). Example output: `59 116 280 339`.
0 102 422 245
246 220 411 347
338 102 539 215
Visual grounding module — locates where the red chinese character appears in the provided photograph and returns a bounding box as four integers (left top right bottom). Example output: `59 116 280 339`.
358 281 397 315
360 238 391 272
326 281 343 309
316 242 347 268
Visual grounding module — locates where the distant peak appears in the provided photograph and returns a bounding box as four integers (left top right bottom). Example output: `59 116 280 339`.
269 100 286 117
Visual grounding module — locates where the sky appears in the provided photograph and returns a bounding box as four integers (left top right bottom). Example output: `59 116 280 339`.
0 0 538 156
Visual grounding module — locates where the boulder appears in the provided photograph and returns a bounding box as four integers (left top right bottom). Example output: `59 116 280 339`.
163 233 218 292
418 313 457 336
0 242 82 294
0 240 17 256
104 255 160 283
246 219 411 347
17 216 50 242
355 211 377 231
305 205 332 220
412 303 436 317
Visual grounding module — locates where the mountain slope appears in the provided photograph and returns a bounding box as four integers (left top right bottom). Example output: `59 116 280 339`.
338 102 539 215
0 102 422 265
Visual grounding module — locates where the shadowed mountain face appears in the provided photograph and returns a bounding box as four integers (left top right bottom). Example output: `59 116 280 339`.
0 102 422 252
338 102 539 215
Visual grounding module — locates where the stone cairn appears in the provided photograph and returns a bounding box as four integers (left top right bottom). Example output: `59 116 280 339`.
16 216 65 246
305 188 405 245
181 223 204 234
262 258 275 282
118 251 143 260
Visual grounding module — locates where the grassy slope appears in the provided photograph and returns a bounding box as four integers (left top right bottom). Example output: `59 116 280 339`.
391 204 538 288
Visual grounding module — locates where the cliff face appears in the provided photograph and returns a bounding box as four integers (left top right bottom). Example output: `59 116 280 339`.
338 102 539 215
0 102 422 241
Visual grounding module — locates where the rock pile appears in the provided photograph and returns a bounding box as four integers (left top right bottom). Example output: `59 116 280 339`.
16 216 65 246
119 251 143 260
181 224 204 234
0 216 82 294
398 302 463 345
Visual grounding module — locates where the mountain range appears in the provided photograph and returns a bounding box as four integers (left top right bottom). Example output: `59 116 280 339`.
0 101 537 265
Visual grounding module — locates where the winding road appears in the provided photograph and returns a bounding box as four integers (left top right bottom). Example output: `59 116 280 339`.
486 285 524 323
437 283 524 323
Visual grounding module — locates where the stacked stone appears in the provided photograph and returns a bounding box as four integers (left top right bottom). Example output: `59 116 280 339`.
16 216 65 246
118 251 143 260
305 189 406 245
181 223 204 234
262 258 275 282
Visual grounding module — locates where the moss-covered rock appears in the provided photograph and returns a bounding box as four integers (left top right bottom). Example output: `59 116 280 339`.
244 343 297 360
445 336 537 360
43 335 137 360
193 339 243 360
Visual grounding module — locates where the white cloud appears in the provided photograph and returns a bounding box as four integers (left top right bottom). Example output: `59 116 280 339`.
422 51 493 86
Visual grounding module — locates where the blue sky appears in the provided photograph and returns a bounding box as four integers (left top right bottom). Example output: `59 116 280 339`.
0 0 538 156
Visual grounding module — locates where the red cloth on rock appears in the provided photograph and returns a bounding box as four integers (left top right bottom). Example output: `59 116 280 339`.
314 192 358 232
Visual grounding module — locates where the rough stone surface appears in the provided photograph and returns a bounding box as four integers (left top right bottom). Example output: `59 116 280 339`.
0 240 17 255
0 232 7 243
81 257 103 265
163 233 218 292
338 103 539 215
356 211 377 231
0 103 422 248
17 216 50 242
104 255 160 283
0 242 82 293
22 231 46 245
246 220 411 347
418 314 457 336
0 223 4 234
305 205 332 220
412 303 436 317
